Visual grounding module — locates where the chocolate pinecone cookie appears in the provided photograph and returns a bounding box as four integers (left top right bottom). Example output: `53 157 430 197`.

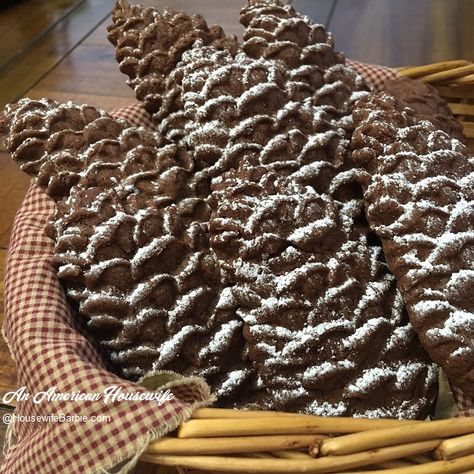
382 76 465 142
240 0 343 79
0 98 260 405
240 0 367 114
107 0 239 144
180 44 437 417
352 92 474 395
0 98 124 200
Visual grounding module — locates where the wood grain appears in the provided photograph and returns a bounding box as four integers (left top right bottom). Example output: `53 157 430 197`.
28 38 136 111
0 152 30 249
328 0 474 67
0 0 83 68
0 247 17 397
0 0 116 108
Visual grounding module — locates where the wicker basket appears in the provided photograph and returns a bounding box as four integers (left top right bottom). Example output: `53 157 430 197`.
135 61 474 474
398 59 474 151
134 408 474 474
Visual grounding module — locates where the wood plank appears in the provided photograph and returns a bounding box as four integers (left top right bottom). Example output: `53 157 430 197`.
28 16 135 110
328 0 474 67
0 152 30 249
0 248 18 398
0 0 116 109
37 40 128 78
30 67 133 97
0 0 83 68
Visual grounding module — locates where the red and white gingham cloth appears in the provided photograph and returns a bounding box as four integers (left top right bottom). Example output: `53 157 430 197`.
1 61 471 474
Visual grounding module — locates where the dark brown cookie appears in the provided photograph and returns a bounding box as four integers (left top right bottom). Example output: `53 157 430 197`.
352 91 474 395
0 99 126 200
0 98 260 406
107 0 239 144
240 0 367 112
241 0 342 68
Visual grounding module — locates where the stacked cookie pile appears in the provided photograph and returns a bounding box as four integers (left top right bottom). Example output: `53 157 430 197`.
1 0 472 419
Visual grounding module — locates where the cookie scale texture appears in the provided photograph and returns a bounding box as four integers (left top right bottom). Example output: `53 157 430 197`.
352 92 474 395
1 98 261 406
178 43 437 418
107 0 239 145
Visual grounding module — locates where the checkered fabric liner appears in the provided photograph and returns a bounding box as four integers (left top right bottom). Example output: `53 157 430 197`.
1 60 471 474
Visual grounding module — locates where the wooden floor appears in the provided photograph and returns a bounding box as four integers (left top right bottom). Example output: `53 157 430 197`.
0 0 472 466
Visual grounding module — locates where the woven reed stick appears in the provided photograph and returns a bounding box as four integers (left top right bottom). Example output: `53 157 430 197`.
350 454 474 474
177 417 417 438
372 460 415 468
141 439 439 473
145 434 324 455
415 64 474 83
451 73 474 86
448 103 474 115
244 452 276 459
435 432 474 460
461 122 474 138
399 60 470 78
318 417 474 456
309 441 319 458
436 85 474 99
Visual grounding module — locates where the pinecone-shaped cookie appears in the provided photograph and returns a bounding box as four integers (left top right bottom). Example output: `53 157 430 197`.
107 0 239 144
180 45 352 195
352 92 474 395
241 0 340 66
240 0 367 112
0 98 126 199
179 45 437 417
211 167 436 417
1 98 260 405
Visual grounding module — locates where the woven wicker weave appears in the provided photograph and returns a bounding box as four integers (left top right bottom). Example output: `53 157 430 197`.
135 408 474 473
398 59 474 147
